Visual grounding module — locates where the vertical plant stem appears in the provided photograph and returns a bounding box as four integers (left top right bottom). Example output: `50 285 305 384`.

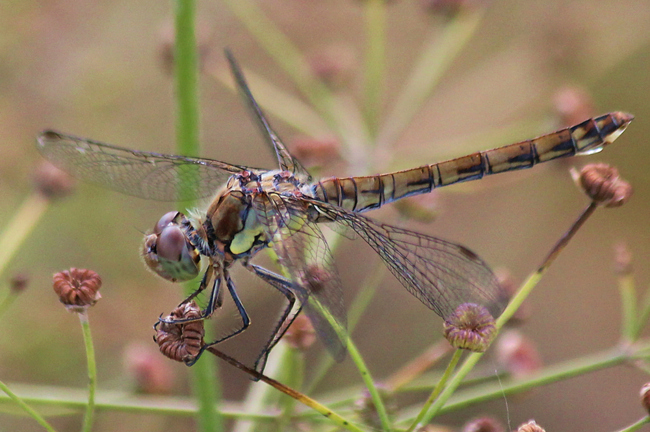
363 0 387 139
406 349 462 432
618 271 637 341
346 338 392 431
0 380 57 432
78 312 96 432
174 1 222 431
0 192 49 279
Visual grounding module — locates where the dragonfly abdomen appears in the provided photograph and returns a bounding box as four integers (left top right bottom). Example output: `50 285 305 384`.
314 112 633 213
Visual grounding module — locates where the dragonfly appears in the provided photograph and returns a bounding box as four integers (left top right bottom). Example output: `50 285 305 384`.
37 50 633 372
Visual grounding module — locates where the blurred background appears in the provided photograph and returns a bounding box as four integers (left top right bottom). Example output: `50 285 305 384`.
1 0 650 431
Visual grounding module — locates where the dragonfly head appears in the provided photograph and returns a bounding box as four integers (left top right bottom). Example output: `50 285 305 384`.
142 211 200 282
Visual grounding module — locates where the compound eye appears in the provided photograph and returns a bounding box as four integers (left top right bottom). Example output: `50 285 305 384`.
154 211 181 235
142 225 200 282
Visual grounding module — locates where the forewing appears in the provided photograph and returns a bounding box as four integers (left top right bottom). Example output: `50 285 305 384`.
225 50 312 181
304 198 508 319
253 194 347 361
37 130 253 201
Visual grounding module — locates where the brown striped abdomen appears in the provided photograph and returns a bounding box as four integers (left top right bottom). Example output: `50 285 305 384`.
313 112 633 212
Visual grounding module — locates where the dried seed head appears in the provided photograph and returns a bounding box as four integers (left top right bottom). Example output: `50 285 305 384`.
515 420 545 432
124 343 175 394
289 136 341 168
553 86 595 127
614 241 633 275
354 385 398 429
52 268 102 312
462 416 505 432
496 330 542 378
420 0 489 17
9 273 29 293
155 302 204 363
33 161 75 199
443 303 496 352
573 164 632 207
283 315 316 352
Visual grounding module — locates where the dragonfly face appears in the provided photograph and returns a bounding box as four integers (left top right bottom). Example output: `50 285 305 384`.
37 50 633 372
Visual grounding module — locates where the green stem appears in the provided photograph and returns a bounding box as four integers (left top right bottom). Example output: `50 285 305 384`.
346 338 392 431
376 8 485 152
617 416 650 432
412 202 599 425
0 192 50 279
363 0 387 139
619 272 637 341
221 0 371 163
206 347 365 432
406 349 462 432
306 260 386 393
174 1 222 431
0 291 19 317
431 345 629 415
232 343 291 432
78 312 96 432
635 287 650 340
0 380 57 432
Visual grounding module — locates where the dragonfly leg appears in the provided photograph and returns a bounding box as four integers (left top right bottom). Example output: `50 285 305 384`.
158 267 223 325
177 263 215 306
247 264 307 374
185 270 253 366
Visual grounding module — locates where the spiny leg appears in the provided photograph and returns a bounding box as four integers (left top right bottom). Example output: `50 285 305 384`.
159 266 223 325
247 264 307 374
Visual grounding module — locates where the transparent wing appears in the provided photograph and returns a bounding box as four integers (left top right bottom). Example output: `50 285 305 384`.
253 193 347 361
304 197 508 319
37 130 258 201
225 49 312 181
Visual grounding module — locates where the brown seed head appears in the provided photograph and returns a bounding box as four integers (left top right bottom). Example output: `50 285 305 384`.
640 382 650 414
155 302 204 363
443 303 496 352
494 268 528 323
52 268 102 312
574 163 632 207
354 385 398 429
496 330 542 378
462 416 505 432
283 315 317 352
33 161 75 199
515 420 545 432
553 86 595 127
9 273 29 293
